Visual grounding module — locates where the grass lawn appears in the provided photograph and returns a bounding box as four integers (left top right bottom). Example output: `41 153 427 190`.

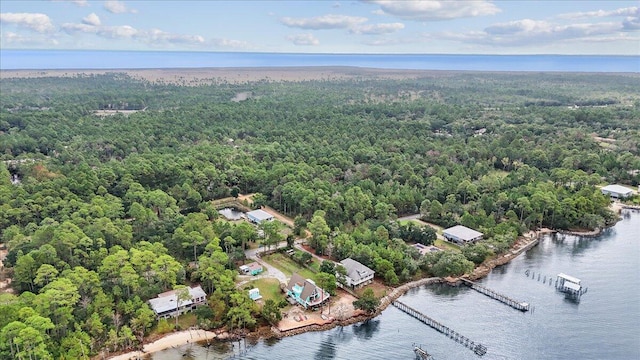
242 277 283 302
398 219 422 226
263 252 316 280
435 239 461 252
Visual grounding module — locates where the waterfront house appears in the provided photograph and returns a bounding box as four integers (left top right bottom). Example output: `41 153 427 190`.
443 225 483 244
148 285 207 319
339 258 375 288
240 262 263 276
601 184 633 199
246 209 274 224
285 273 330 309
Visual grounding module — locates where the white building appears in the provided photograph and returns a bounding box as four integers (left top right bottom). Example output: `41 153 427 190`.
339 258 375 288
601 184 633 199
246 209 274 224
148 286 207 319
443 225 484 244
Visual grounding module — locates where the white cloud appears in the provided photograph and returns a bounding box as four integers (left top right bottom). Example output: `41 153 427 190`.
62 19 209 46
286 33 320 46
362 36 417 46
557 6 638 20
363 0 501 21
104 0 137 14
145 28 204 45
0 13 55 33
350 22 404 35
62 22 138 38
280 14 367 29
211 38 251 49
82 13 101 26
436 18 627 47
52 0 89 6
1 31 60 47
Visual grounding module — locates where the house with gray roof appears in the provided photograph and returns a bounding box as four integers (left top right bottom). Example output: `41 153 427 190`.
148 285 207 319
443 225 484 245
601 184 634 199
339 258 375 288
285 273 330 309
246 209 274 224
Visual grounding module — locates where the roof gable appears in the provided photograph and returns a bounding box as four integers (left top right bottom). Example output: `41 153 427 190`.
340 258 374 281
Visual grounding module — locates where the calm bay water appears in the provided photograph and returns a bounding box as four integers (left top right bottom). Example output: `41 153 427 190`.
152 210 640 360
1 50 639 72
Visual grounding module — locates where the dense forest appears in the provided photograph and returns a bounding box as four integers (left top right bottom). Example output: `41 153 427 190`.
1 70 639 358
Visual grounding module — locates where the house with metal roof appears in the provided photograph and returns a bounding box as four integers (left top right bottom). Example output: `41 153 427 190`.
339 258 375 288
148 285 207 319
246 209 274 224
601 184 633 199
285 273 330 309
443 225 484 244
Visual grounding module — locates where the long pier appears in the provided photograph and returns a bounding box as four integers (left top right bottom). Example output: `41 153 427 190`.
461 279 530 312
393 300 487 356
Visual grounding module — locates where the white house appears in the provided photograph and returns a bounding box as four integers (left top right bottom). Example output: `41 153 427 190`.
148 286 207 319
339 258 375 288
443 225 484 244
601 184 633 199
246 209 274 224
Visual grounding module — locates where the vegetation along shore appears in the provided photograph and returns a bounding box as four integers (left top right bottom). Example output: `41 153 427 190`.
0 68 638 359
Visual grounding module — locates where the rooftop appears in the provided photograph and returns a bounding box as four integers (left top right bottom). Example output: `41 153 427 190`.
246 209 274 221
601 184 633 195
443 225 484 241
340 258 374 281
149 286 207 314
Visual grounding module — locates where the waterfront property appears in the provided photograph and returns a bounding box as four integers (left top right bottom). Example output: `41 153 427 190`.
601 184 633 199
556 273 587 299
246 209 274 224
240 262 263 276
339 258 375 288
285 273 330 309
148 286 207 319
443 225 484 244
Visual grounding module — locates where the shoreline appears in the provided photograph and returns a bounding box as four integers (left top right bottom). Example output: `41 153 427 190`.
107 215 617 358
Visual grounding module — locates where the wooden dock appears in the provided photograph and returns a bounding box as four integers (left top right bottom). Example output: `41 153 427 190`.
461 279 530 312
393 300 487 356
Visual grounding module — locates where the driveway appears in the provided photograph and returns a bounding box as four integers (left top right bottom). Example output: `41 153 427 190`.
244 241 295 285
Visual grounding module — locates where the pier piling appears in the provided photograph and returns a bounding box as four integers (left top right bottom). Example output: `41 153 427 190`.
393 300 487 356
461 279 530 312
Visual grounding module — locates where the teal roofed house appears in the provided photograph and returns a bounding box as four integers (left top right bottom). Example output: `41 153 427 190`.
285 273 330 309
240 262 263 276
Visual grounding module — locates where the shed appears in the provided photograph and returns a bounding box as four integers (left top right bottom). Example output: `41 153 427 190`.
443 225 484 244
246 209 274 224
245 263 263 276
248 288 262 301
601 184 633 199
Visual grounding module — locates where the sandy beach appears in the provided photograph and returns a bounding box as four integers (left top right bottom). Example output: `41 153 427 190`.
107 329 217 360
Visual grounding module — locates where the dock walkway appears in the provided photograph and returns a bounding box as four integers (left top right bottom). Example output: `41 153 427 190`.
461 279 530 312
393 300 487 356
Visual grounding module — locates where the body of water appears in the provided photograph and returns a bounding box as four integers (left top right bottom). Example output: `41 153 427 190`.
218 208 245 221
151 210 640 360
1 50 639 72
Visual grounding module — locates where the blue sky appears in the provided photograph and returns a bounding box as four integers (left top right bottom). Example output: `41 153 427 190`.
1 1 638 54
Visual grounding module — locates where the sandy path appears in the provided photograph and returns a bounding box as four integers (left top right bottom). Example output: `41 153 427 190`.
107 329 217 360
0 246 12 293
